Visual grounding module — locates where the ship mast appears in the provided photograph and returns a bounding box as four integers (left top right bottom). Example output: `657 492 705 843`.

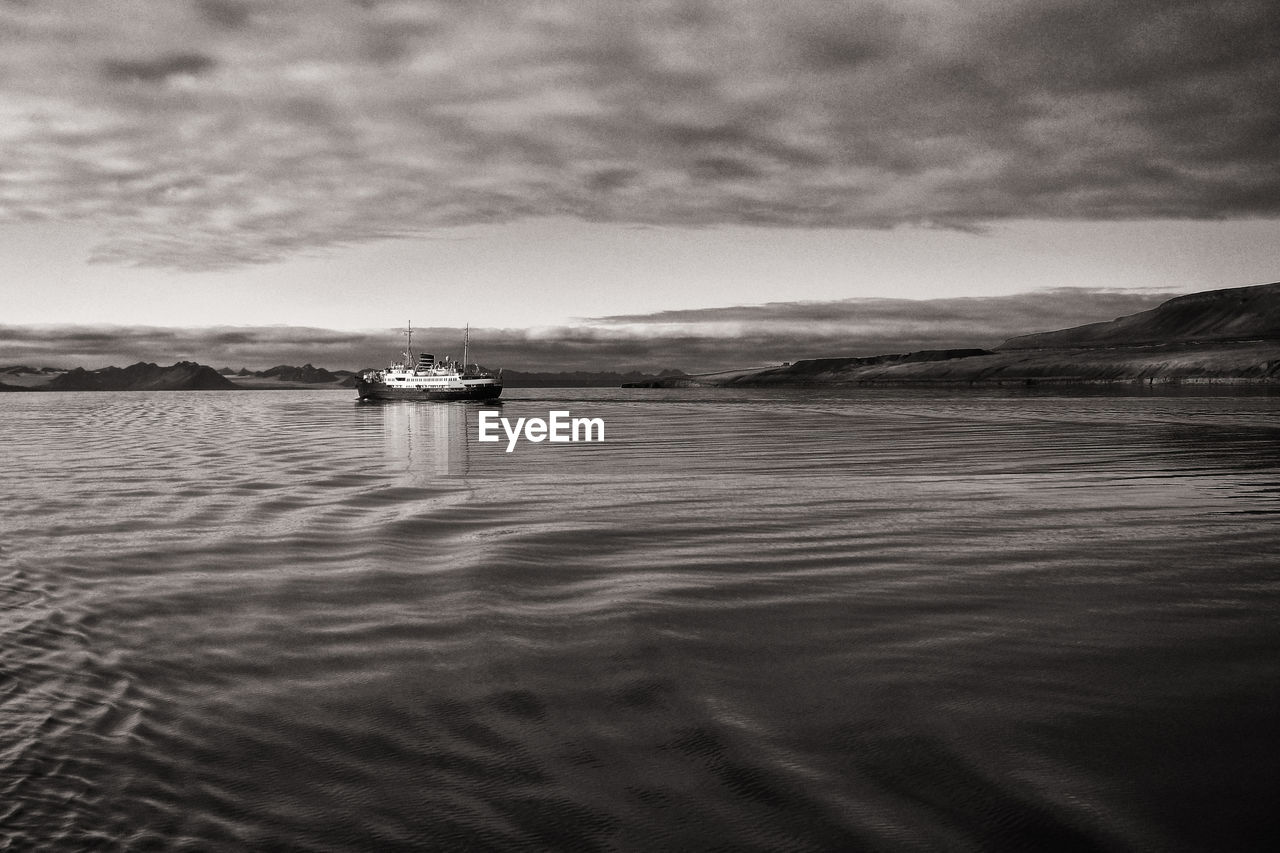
462 323 470 371
402 321 414 364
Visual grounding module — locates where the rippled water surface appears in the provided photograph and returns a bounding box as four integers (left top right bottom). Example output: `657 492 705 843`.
3 388 1278 850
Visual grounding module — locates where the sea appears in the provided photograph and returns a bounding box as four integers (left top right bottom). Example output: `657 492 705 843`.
3 387 1278 851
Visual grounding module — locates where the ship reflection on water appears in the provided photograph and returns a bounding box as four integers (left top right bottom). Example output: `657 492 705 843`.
377 401 494 477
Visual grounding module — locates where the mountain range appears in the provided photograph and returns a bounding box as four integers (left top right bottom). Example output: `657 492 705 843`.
5 282 1278 391
629 282 1280 388
42 361 239 392
0 363 685 391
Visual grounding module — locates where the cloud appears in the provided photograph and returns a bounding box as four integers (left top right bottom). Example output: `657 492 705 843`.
102 53 218 83
0 1 1276 269
0 287 1178 372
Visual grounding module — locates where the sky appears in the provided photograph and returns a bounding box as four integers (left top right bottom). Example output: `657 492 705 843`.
2 0 1278 370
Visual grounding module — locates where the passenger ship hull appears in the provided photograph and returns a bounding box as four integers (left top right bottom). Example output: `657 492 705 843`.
355 376 502 402
357 323 502 402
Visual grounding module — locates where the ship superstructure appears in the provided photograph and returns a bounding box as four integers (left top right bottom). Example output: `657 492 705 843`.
356 324 502 401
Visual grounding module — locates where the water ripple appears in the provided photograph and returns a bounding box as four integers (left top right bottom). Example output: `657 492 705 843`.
2 389 1278 850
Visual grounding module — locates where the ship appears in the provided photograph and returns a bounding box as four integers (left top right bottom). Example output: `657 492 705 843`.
355 323 502 402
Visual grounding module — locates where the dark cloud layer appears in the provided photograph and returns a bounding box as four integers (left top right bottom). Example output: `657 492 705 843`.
0 1 1276 269
0 288 1176 373
102 53 218 83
